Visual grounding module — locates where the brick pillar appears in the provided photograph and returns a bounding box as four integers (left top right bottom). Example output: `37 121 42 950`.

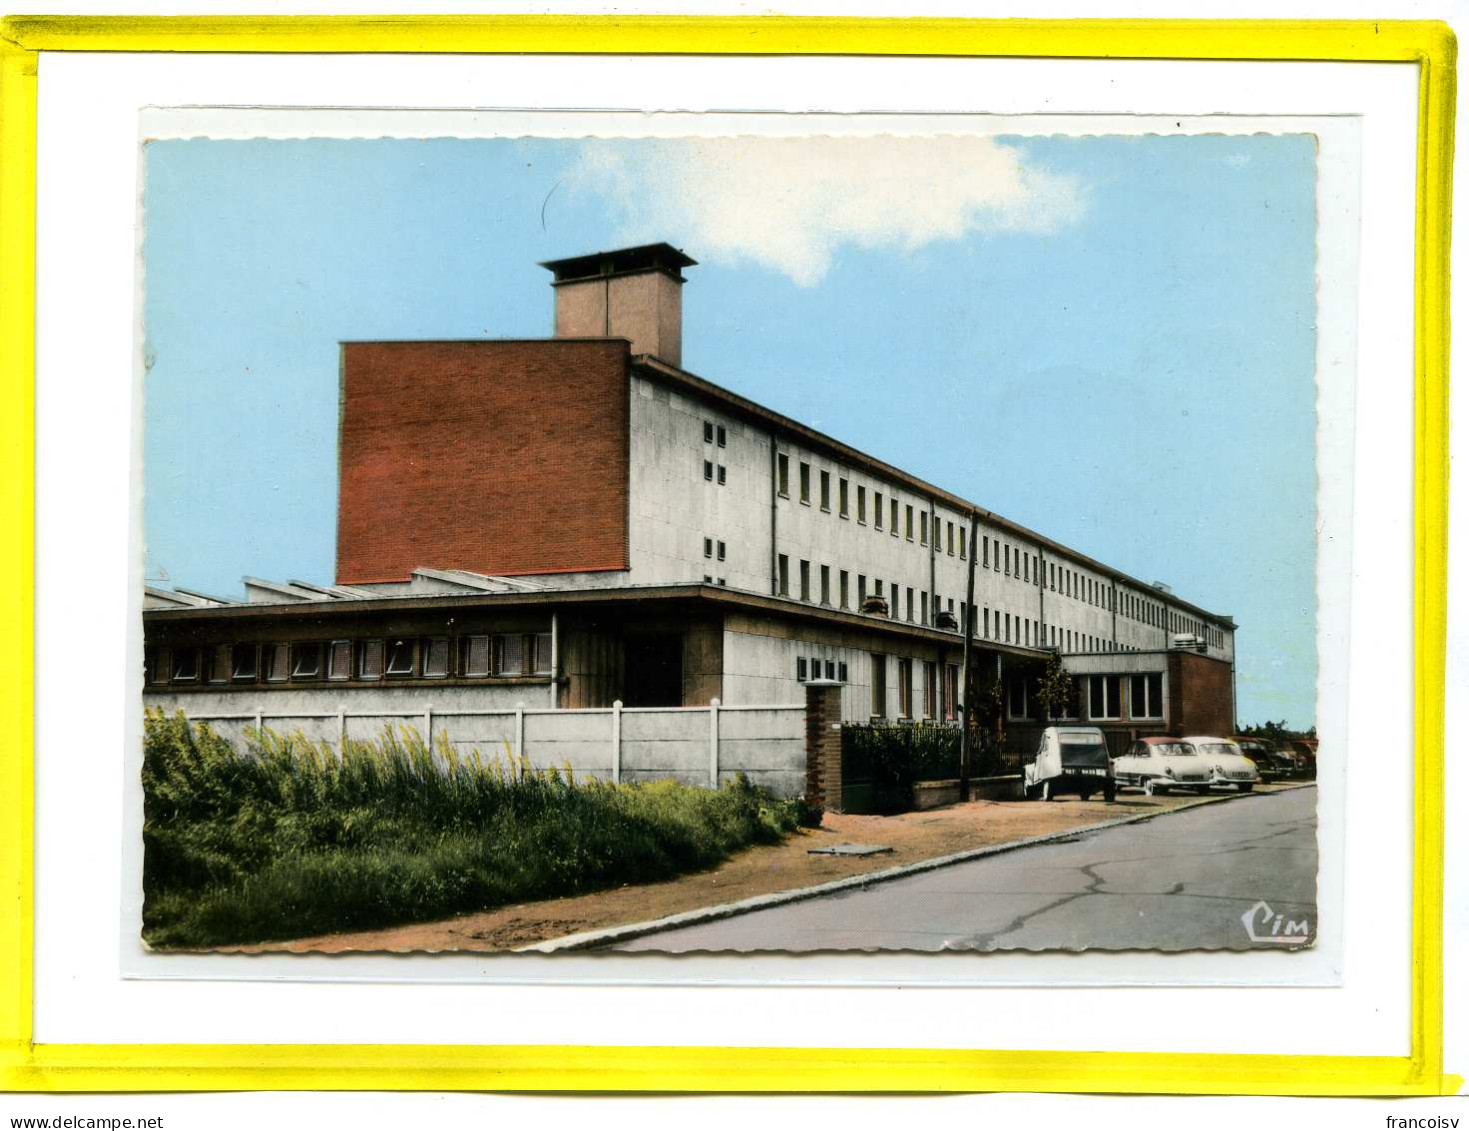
804 679 845 812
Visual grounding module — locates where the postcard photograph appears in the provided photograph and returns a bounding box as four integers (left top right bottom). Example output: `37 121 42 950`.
137 118 1326 959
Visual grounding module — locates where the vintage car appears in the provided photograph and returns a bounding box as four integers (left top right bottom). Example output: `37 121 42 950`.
1281 738 1318 780
1231 736 1298 780
1023 725 1116 802
1111 736 1213 795
1182 735 1261 792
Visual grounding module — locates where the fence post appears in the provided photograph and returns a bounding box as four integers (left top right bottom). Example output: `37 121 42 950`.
611 700 623 784
709 698 721 788
338 706 346 754
254 707 263 735
804 679 845 812
423 705 433 748
515 706 525 761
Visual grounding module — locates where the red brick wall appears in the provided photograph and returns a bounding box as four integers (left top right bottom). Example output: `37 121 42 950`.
337 340 630 583
1168 651 1235 736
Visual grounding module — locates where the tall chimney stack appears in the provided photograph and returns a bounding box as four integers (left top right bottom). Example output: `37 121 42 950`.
540 242 696 368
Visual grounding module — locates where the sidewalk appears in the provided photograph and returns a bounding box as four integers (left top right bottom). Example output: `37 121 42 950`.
240 783 1310 954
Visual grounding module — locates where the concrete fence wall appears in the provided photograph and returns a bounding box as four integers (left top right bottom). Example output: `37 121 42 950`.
147 693 808 798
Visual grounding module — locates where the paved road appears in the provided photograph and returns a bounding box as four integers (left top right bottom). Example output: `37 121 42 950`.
616 786 1318 953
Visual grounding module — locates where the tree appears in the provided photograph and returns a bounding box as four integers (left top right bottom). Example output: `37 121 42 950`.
1033 651 1074 723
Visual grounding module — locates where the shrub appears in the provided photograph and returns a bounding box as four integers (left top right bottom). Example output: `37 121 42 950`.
142 710 799 948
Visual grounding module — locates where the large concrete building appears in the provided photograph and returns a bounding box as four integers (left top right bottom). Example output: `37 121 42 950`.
144 243 1238 755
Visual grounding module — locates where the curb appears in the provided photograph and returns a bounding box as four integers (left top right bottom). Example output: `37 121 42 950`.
517 782 1318 953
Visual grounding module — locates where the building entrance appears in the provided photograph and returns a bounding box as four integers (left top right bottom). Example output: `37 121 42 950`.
622 633 684 707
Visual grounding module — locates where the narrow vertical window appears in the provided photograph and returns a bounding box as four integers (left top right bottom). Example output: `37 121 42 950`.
857 485 866 523
716 425 727 447
983 536 989 567
839 478 849 517
921 591 929 625
905 504 915 541
358 639 384 680
920 510 928 545
891 497 899 534
820 470 831 510
703 421 714 443
778 554 790 596
924 661 937 719
797 657 808 681
800 559 811 601
857 574 866 603
717 465 727 485
906 587 914 622
777 453 789 496
231 643 259 681
717 540 726 561
387 638 416 676
820 564 831 605
799 462 811 503
328 639 352 681
959 528 966 559
898 659 913 718
703 459 714 481
870 654 887 717
463 635 490 678
703 537 713 558
265 643 290 682
289 643 321 679
947 521 954 554
423 637 450 678
839 569 849 609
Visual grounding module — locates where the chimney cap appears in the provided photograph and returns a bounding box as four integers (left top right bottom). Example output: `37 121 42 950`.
540 242 697 285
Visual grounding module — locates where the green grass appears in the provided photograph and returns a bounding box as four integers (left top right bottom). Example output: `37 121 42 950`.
142 709 803 948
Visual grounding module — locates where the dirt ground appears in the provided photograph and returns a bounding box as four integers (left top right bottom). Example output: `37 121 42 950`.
232 782 1308 955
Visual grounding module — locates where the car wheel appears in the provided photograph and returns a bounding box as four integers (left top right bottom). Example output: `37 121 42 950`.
1144 778 1167 797
1239 782 1254 793
1103 782 1117 803
1041 780 1052 802
1024 783 1040 801
1079 790 1092 801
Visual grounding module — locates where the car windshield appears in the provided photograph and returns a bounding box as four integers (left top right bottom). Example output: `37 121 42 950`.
1196 743 1237 757
1150 742 1196 757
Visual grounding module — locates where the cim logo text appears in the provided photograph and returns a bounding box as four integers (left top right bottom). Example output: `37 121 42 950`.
1240 900 1311 944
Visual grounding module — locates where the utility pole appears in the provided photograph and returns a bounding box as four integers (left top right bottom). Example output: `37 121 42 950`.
959 509 979 795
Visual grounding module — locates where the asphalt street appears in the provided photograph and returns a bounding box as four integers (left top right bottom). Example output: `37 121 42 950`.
615 785 1318 953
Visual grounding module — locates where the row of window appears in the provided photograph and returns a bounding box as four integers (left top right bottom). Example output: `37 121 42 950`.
867 654 962 721
726 426 1226 650
774 554 1151 654
147 632 554 686
1006 672 1165 722
775 454 971 559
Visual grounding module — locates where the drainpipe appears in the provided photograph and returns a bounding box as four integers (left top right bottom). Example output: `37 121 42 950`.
769 436 779 595
959 510 978 795
1038 546 1046 648
928 498 937 626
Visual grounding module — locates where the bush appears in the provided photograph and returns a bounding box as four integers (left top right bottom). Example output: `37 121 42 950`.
840 722 962 813
141 710 799 948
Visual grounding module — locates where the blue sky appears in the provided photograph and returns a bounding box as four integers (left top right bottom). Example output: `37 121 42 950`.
142 132 1318 726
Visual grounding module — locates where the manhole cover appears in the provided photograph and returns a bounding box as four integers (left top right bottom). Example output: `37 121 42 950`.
807 843 894 857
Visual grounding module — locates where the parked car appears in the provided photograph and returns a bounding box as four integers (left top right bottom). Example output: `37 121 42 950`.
1023 725 1116 802
1182 735 1260 792
1231 736 1297 780
1281 738 1318 780
1112 736 1213 796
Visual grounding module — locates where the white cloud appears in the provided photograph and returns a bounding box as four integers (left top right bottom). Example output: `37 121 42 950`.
565 136 1086 286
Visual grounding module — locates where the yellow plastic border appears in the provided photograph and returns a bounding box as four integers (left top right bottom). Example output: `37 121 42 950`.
0 16 1456 1097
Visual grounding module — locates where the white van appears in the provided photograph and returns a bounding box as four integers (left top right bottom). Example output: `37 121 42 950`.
1023 726 1116 802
